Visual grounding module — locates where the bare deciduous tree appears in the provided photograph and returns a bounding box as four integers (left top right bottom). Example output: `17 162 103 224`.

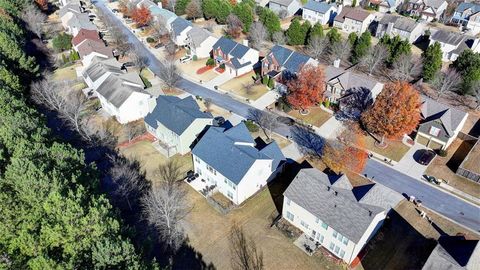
359 44 388 76
111 28 131 57
128 45 150 72
229 223 264 270
142 183 189 252
272 31 286 45
226 14 244 39
21 4 46 39
158 60 180 90
185 0 203 21
156 160 183 187
243 83 256 96
432 68 462 100
391 53 423 81
329 39 351 63
247 109 278 141
204 98 213 112
164 40 177 60
125 121 145 142
31 77 66 112
248 22 268 50
307 36 328 60
151 18 168 40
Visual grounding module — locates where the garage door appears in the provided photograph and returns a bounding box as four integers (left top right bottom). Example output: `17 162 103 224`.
429 140 444 150
416 134 429 146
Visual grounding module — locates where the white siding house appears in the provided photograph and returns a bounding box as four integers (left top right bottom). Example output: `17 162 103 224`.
302 0 338 25
185 27 219 59
334 7 375 35
429 30 480 61
191 123 286 205
283 168 403 264
268 0 302 17
144 96 213 157
170 17 193 46
212 37 259 78
375 14 425 44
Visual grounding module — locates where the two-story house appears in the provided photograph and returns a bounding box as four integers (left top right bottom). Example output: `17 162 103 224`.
302 0 338 25
422 236 480 270
185 27 219 59
429 30 480 61
375 14 425 43
415 97 468 150
283 168 403 264
144 96 213 157
170 17 193 46
403 0 447 22
324 65 384 103
334 7 375 35
368 0 401 13
451 2 480 35
212 37 259 78
268 0 302 17
191 123 286 205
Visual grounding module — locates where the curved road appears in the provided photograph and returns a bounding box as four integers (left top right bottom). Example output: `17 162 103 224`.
93 0 480 233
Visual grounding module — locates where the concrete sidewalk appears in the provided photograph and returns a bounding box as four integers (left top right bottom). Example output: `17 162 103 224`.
250 91 279 110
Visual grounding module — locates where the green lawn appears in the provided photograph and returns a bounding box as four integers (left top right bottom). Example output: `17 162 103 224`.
364 135 410 162
288 107 332 128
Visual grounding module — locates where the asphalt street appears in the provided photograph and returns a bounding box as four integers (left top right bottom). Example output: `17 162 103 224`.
94 0 480 233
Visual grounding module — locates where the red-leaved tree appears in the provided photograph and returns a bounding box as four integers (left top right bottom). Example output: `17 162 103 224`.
287 64 325 113
131 6 152 27
35 0 48 10
361 81 421 146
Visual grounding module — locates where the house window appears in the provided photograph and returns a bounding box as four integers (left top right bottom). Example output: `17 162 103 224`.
207 165 217 175
329 242 335 250
197 168 202 176
286 198 291 206
227 191 233 199
332 231 338 238
286 211 294 221
194 156 201 163
429 126 441 136
300 220 309 229
315 217 320 223
339 250 345 258
334 246 340 254
337 233 343 242
321 222 328 230
318 234 324 243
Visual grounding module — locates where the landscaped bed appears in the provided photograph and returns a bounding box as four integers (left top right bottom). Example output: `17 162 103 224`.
219 71 268 101
288 106 332 128
178 59 217 82
363 135 410 162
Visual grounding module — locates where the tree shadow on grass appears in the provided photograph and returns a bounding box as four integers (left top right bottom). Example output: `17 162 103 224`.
446 140 475 171
290 125 325 158
172 238 216 270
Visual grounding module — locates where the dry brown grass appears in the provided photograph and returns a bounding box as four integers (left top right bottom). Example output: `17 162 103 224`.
178 59 218 82
219 71 268 101
363 135 410 162
250 130 292 149
288 107 332 128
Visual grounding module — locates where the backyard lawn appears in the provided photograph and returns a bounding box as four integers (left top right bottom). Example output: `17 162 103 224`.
178 58 218 82
288 106 332 128
140 68 155 80
219 71 269 101
53 62 82 81
364 135 410 162
250 130 292 149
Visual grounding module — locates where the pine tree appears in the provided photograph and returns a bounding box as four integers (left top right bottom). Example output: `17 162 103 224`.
286 18 303 45
351 31 371 64
422 42 442 81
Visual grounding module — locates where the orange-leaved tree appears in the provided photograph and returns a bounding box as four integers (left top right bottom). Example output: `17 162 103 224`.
287 64 325 113
131 6 152 27
323 123 368 174
361 81 421 146
118 0 130 15
35 0 48 10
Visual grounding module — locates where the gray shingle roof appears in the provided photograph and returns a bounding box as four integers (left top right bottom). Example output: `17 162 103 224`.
76 39 112 58
171 17 192 37
284 168 390 243
144 96 212 135
334 7 371 23
96 75 148 108
213 37 253 59
83 57 123 82
379 14 419 32
265 45 315 74
269 0 296 7
67 12 97 31
424 0 446 9
192 123 286 184
187 27 213 47
59 3 81 18
420 96 467 136
456 2 480 14
422 237 480 270
354 184 403 210
325 65 379 91
431 30 467 45
303 0 334 14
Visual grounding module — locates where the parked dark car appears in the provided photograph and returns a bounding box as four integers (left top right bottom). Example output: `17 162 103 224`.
123 62 135 67
418 149 436 165
277 116 295 126
154 43 163 49
214 116 225 126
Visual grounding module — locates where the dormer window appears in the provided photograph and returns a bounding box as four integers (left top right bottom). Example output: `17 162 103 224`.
429 126 441 137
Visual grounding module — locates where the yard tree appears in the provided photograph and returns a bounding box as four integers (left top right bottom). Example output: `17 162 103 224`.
326 28 341 45
258 7 281 36
422 42 442 81
34 0 47 10
226 14 243 38
309 22 324 40
287 64 325 113
128 45 150 72
336 86 373 121
452 49 480 95
432 68 462 100
329 38 351 63
473 80 480 110
391 53 423 81
307 36 328 60
361 81 421 146
202 0 217 19
247 109 278 141
52 32 73 52
351 31 371 64
131 5 152 26
301 20 312 44
185 0 202 20
229 223 264 270
118 0 130 14
175 0 190 15
215 0 233 24
272 31 286 45
158 60 180 90
348 32 357 46
359 43 389 76
233 2 254 31
248 21 268 50
286 18 302 45
379 35 411 66
21 3 46 38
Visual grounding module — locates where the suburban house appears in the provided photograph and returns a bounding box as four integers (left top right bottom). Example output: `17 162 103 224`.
170 17 193 46
82 57 124 89
185 27 219 59
451 2 480 35
60 0 81 6
333 7 375 34
212 37 259 77
135 0 158 9
149 5 177 26
403 0 448 22
65 12 97 36
72 29 101 47
144 96 213 157
422 236 480 270
415 97 468 150
261 45 317 92
268 0 302 17
375 14 425 44
429 30 480 61
324 65 384 103
191 123 286 205
302 0 338 25
368 0 401 13
59 3 83 28
76 40 112 65
283 168 403 264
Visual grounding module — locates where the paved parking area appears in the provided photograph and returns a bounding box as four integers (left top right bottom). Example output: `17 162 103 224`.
393 143 428 179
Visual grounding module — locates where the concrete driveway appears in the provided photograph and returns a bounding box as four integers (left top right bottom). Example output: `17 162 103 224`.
393 143 429 179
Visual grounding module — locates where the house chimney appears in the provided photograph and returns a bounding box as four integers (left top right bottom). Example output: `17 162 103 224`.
327 186 331 191
369 210 372 216
157 1 163 8
334 191 338 196
242 39 249 47
333 59 341 68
